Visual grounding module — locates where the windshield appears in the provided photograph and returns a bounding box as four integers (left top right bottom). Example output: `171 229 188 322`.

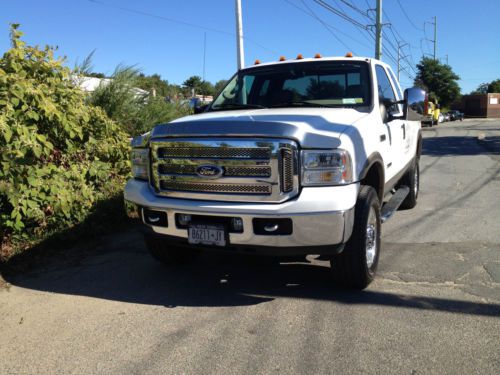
210 61 371 110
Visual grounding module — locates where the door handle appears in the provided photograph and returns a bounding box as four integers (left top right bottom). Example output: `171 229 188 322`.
380 134 386 142
401 123 406 139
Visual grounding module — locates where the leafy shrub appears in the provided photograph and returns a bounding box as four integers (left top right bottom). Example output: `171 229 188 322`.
0 25 130 257
134 96 191 135
88 65 191 136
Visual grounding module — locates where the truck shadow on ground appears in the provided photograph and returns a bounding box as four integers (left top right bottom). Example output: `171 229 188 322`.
422 136 500 156
4 235 500 318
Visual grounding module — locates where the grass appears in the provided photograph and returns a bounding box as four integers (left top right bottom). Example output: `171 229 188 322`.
0 193 136 277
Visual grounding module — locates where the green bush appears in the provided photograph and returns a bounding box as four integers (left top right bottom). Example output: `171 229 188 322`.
0 25 130 258
134 96 191 135
88 65 191 136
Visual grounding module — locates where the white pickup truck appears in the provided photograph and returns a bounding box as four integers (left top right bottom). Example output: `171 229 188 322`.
124 54 426 289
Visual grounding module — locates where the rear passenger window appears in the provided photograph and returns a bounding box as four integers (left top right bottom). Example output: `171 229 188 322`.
375 65 396 102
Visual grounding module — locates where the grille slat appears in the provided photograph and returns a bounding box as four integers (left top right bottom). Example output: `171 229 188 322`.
158 164 272 178
158 147 270 159
160 181 272 194
280 148 294 193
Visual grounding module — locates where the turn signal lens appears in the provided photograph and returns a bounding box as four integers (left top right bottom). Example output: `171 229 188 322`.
131 148 149 180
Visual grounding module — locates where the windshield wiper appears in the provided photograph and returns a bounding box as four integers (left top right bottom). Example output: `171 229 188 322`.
210 103 267 111
269 101 342 108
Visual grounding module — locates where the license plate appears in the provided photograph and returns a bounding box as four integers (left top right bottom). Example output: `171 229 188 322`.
188 224 226 247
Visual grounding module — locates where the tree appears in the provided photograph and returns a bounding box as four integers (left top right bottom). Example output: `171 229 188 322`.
214 79 228 95
182 76 215 96
136 73 175 98
488 79 500 93
198 80 214 96
414 57 461 106
470 83 489 95
182 75 203 95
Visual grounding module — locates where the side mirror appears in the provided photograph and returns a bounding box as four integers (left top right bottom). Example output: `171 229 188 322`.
381 98 399 123
379 102 389 123
403 87 427 121
194 104 209 114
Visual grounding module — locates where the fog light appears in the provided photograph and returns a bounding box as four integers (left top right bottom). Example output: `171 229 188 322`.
231 217 244 232
178 214 192 226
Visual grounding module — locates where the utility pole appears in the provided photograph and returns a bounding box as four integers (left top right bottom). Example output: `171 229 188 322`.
202 32 207 82
397 42 408 81
235 0 245 70
375 0 382 60
433 16 437 60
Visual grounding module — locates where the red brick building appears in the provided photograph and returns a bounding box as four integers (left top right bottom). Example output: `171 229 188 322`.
459 93 500 118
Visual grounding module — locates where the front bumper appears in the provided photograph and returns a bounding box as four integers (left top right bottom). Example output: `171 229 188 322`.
124 179 357 250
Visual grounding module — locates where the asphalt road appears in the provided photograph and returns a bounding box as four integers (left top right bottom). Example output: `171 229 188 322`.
1 119 499 374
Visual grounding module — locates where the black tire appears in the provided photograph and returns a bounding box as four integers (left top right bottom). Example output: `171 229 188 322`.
144 234 200 265
399 157 419 210
330 185 381 290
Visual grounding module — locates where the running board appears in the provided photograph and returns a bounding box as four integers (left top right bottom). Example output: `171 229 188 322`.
381 186 410 223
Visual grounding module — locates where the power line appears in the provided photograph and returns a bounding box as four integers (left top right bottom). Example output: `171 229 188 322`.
395 0 424 31
313 0 368 30
314 0 375 47
336 0 371 20
290 0 419 78
85 0 277 54
283 0 372 50
296 0 356 52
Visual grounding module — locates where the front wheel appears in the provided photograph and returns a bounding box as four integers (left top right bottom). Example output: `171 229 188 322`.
330 185 381 289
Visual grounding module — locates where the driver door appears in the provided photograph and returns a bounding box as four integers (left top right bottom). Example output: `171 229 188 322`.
375 65 404 182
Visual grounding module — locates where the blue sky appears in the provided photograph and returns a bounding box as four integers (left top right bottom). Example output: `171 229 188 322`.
1 0 499 93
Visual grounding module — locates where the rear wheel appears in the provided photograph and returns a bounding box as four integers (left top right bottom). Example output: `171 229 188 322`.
144 234 200 265
330 185 381 289
399 157 419 209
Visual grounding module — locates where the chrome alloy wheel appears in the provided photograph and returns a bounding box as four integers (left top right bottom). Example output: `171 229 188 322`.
414 165 419 197
365 207 377 268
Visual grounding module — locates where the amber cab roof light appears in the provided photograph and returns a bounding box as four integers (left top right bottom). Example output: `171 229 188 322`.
279 56 286 61
254 59 261 65
296 54 304 60
345 52 353 57
314 53 322 58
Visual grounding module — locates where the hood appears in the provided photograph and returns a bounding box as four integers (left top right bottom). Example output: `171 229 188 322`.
151 107 370 149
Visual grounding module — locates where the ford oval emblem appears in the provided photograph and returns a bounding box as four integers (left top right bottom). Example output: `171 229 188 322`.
196 165 223 179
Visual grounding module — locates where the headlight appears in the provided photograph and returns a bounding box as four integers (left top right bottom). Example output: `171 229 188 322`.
301 149 352 186
131 148 149 180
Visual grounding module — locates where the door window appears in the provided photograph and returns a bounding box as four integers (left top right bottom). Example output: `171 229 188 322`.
375 65 396 102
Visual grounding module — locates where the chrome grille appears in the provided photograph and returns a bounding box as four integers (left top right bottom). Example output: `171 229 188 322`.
160 181 272 194
158 164 272 178
280 148 294 193
158 147 270 159
150 138 299 203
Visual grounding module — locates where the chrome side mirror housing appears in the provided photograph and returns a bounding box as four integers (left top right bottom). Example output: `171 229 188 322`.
404 87 427 121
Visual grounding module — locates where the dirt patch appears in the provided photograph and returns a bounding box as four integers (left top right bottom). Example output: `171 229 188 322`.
0 274 10 291
1 223 141 279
